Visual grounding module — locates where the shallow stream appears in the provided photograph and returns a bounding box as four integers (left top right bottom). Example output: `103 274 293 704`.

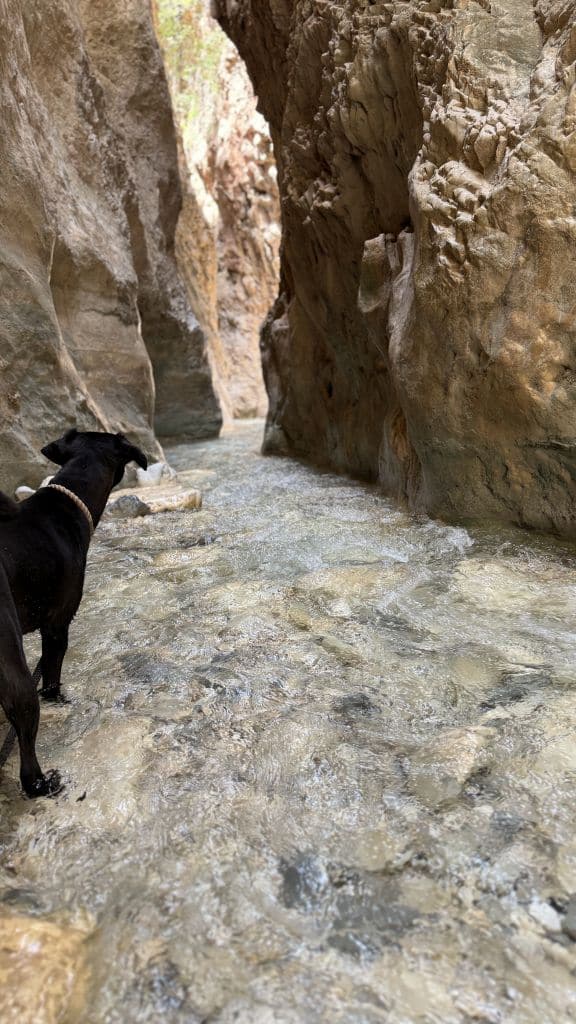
1 420 576 1023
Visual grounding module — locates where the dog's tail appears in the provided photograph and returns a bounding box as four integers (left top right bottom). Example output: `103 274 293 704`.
0 491 20 521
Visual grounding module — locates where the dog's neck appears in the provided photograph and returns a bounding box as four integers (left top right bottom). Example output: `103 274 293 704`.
50 457 119 531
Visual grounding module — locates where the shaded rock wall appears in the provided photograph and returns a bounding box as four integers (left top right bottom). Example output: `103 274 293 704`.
154 0 280 419
0 0 221 491
216 0 576 534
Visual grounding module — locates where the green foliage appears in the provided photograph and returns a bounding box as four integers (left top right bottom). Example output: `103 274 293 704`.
155 0 226 137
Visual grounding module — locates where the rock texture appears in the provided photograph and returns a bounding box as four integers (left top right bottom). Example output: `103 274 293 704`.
155 0 280 419
215 0 576 534
0 912 89 1024
0 0 221 492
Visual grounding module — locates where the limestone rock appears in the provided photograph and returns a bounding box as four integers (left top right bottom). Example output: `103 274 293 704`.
154 0 280 419
106 494 151 519
106 484 202 518
147 489 202 513
0 911 89 1024
14 487 35 502
135 461 178 488
215 0 576 534
0 0 221 493
407 726 496 809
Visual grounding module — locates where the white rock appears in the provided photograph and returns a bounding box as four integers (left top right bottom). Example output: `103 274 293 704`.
15 486 35 501
528 899 562 932
135 462 178 488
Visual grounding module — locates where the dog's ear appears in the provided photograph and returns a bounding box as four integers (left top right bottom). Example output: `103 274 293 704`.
41 429 78 465
115 433 148 470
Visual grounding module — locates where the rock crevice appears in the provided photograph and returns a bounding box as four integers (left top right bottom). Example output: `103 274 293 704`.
154 0 280 421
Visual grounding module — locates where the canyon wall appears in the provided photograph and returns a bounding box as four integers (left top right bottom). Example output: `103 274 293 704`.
0 0 221 492
154 0 280 420
215 0 576 534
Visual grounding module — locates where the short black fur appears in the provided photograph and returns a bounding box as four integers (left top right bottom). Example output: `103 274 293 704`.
0 429 147 797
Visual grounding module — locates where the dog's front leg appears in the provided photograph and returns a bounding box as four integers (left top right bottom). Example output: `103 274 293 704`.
39 626 69 703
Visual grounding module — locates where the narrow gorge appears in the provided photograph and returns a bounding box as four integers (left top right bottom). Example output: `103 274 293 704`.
0 2 575 1023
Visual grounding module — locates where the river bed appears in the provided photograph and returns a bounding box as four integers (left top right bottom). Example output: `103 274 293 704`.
1 420 575 1023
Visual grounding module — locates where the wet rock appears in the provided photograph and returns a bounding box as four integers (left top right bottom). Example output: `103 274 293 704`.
561 896 576 942
316 634 362 666
0 912 89 1024
407 727 496 809
454 560 576 618
106 495 151 519
120 653 189 690
328 874 420 958
480 668 553 711
280 855 420 959
528 899 562 933
0 888 45 912
535 735 576 775
140 958 188 1014
106 488 202 519
333 693 377 716
176 534 216 548
280 855 329 910
491 811 525 841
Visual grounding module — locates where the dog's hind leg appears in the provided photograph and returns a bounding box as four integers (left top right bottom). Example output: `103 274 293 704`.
39 625 69 703
0 575 61 797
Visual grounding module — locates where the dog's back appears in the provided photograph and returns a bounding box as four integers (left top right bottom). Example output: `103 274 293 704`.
0 491 87 637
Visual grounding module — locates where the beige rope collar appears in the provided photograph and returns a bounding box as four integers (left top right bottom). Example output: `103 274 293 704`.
46 483 94 537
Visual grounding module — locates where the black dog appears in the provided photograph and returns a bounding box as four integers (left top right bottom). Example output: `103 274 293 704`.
0 429 147 796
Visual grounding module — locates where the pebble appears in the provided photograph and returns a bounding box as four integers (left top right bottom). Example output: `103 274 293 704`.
528 898 562 932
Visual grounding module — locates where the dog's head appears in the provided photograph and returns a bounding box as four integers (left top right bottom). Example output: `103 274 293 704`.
42 429 148 485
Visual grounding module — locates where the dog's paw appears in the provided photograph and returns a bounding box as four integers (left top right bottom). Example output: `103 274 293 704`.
39 689 70 705
24 770 64 799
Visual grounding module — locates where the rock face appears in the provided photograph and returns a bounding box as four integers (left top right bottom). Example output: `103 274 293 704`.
154 0 280 419
215 0 576 534
0 0 221 492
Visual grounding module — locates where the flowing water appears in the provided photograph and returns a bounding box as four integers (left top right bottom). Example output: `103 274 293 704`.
1 420 576 1023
